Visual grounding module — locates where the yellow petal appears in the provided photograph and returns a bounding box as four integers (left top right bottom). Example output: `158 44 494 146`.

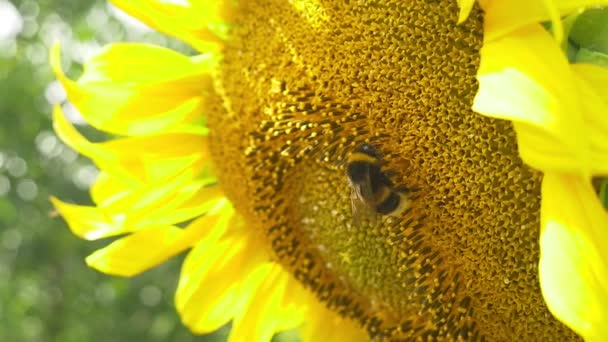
77 43 207 83
52 105 111 167
572 63 608 175
90 172 128 206
53 105 210 185
483 0 608 42
229 264 289 342
51 43 213 136
68 156 223 234
96 168 202 213
228 265 308 341
92 171 212 227
87 203 232 277
456 0 476 24
50 196 126 240
121 184 225 229
86 225 185 276
473 25 590 172
301 294 368 342
110 0 236 52
52 188 229 242
274 274 310 331
176 200 233 248
147 185 226 226
103 135 209 180
574 64 608 99
538 173 608 341
176 231 267 334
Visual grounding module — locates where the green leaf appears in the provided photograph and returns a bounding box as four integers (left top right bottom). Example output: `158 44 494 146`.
600 179 608 210
562 11 584 56
574 48 608 67
569 8 608 55
566 40 579 62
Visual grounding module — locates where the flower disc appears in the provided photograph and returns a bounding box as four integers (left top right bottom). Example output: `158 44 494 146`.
207 0 579 339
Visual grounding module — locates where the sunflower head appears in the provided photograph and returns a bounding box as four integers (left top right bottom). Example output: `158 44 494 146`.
50 0 608 340
207 0 578 339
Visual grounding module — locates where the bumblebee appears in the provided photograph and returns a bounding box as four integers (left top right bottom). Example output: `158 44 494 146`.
346 143 412 226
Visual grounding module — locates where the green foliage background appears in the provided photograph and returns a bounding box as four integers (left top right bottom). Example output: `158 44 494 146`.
0 1 230 340
1 0 607 340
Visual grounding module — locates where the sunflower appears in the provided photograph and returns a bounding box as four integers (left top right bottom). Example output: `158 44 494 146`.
49 0 608 340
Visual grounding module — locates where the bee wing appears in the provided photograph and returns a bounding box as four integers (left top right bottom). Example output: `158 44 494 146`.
349 169 378 228
350 191 378 228
356 166 375 202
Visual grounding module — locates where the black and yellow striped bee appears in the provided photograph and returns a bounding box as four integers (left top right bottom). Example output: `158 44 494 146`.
346 143 412 226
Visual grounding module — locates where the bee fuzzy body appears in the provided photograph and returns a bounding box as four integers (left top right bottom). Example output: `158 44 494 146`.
346 144 411 224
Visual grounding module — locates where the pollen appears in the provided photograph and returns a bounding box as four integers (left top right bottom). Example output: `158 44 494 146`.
207 0 579 340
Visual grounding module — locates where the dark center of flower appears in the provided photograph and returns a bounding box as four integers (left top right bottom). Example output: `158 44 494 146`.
207 0 579 339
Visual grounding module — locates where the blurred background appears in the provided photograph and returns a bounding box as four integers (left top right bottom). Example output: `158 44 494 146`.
0 1 232 341
2 0 605 341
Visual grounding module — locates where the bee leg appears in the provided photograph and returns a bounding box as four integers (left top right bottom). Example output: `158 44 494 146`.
408 186 421 193
395 185 420 193
383 169 397 178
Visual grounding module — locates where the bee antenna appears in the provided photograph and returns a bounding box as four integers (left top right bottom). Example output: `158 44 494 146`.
357 143 383 159
383 170 397 178
395 185 420 194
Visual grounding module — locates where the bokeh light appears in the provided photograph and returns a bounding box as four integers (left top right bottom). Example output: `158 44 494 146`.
0 1 231 340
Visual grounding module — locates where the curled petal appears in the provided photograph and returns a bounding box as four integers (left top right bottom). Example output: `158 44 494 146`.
483 0 608 42
275 274 311 331
53 64 216 231
176 229 268 334
100 179 224 231
51 43 213 136
473 25 590 173
82 170 223 234
86 203 233 277
456 0 476 23
50 196 126 240
572 63 608 175
86 225 186 276
230 265 306 342
53 105 210 185
90 172 128 206
52 184 228 240
110 0 236 51
539 173 608 341
90 165 218 225
139 185 226 227
301 293 369 342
